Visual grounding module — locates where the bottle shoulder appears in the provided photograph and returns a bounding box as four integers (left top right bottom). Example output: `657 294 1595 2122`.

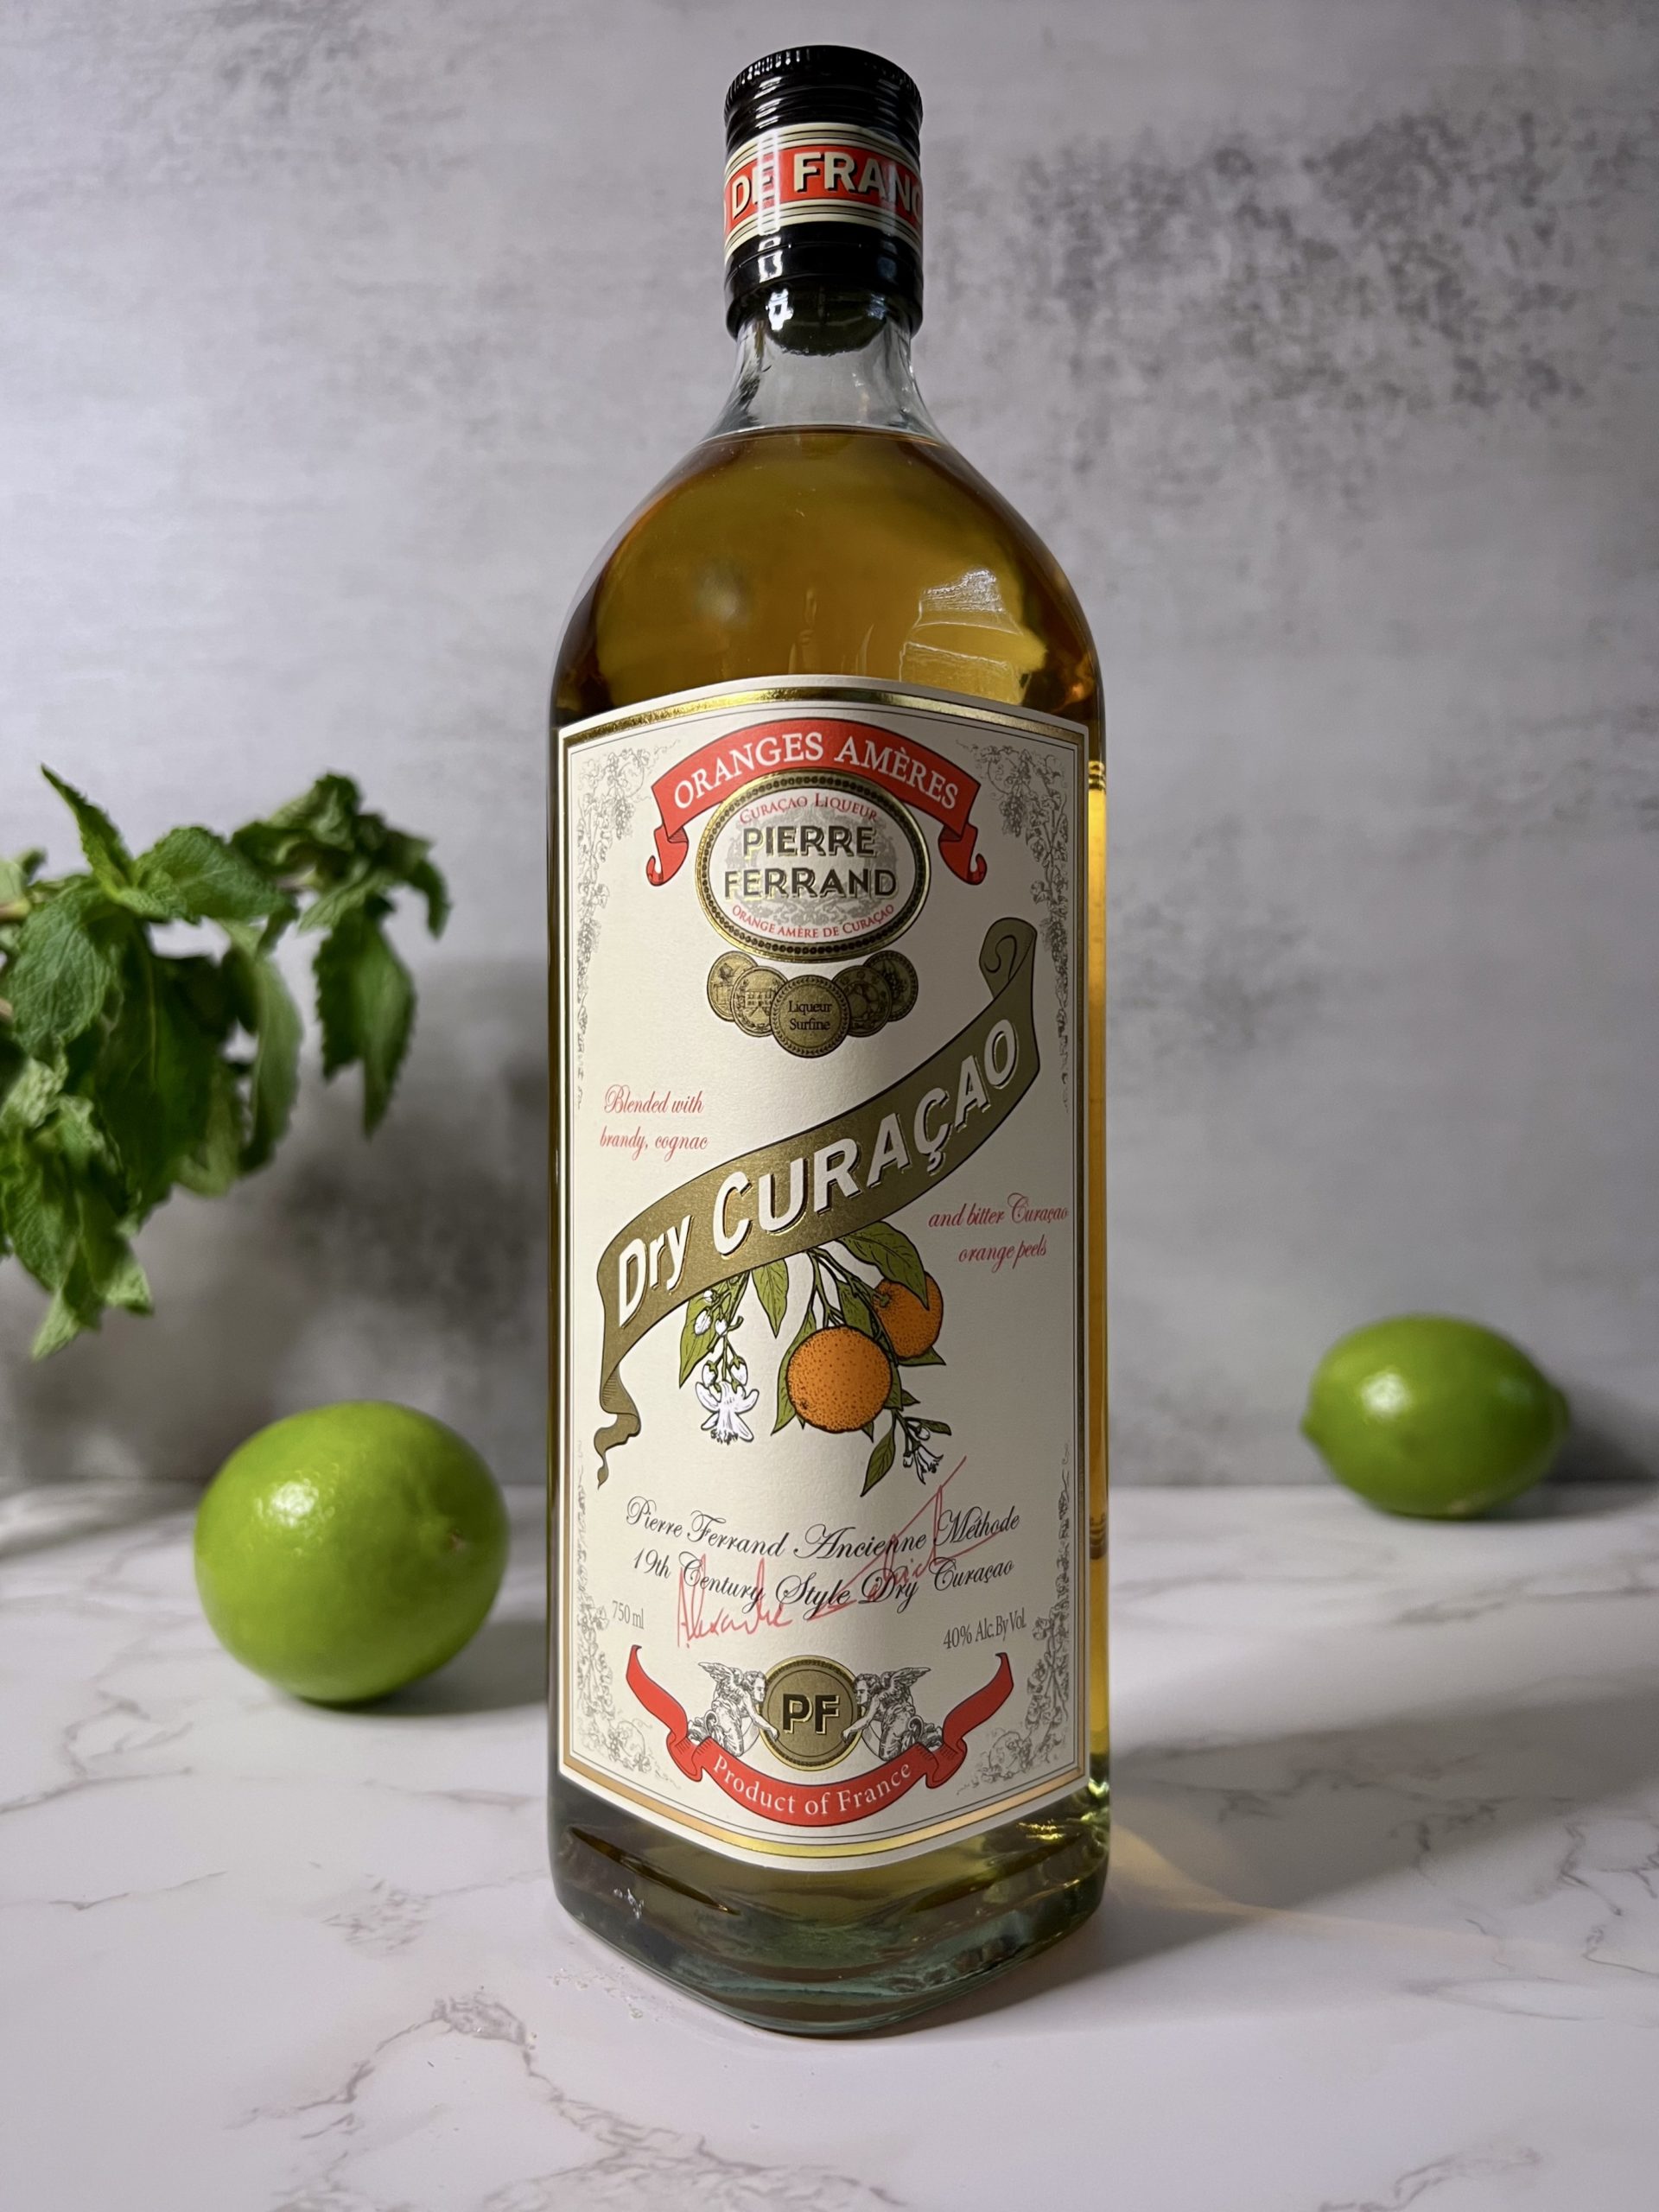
554 426 1098 734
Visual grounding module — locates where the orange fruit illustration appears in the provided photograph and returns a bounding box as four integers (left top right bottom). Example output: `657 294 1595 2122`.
787 1326 893 1433
871 1274 944 1358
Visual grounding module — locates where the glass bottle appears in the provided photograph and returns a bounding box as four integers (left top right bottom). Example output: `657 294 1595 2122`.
550 45 1106 2034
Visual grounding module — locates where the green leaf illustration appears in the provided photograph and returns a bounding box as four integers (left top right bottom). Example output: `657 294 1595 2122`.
840 1276 877 1337
841 1220 926 1300
861 1425 897 1494
753 1258 790 1337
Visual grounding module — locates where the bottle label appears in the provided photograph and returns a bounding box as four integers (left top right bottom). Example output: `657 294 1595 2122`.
725 125 922 260
556 679 1088 1869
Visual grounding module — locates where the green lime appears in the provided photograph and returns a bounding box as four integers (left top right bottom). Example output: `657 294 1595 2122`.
194 1402 510 1703
1301 1316 1569 1519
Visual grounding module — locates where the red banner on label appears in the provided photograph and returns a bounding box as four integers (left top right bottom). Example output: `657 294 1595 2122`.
626 1648 1014 1828
644 717 988 887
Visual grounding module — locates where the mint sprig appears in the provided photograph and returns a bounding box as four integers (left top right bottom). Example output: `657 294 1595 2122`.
0 769 447 1355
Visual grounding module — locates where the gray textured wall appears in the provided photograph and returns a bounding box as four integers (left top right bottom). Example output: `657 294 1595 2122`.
3 0 1655 1487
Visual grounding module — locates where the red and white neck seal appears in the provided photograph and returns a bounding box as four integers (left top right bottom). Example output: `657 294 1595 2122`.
722 47 924 332
725 125 923 260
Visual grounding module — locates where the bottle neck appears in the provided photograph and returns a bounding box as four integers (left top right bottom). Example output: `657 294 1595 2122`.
709 287 938 439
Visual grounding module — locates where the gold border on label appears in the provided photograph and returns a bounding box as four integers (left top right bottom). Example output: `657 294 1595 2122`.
559 674 1090 751
694 767 930 963
554 675 1093 1870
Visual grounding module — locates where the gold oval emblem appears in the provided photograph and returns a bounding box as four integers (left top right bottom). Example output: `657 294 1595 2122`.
696 772 928 963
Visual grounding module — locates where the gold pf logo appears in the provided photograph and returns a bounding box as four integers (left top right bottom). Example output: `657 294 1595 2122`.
696 772 928 963
761 1656 860 1770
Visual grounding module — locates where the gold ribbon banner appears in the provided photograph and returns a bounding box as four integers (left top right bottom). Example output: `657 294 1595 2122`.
592 918 1040 1478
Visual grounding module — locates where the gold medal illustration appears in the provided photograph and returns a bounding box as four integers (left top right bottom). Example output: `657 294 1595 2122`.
730 964 785 1036
836 961 893 1039
770 974 850 1058
864 949 918 1020
706 949 756 1022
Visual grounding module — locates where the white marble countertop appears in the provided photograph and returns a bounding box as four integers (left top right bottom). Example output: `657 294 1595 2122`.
3 1481 1656 2211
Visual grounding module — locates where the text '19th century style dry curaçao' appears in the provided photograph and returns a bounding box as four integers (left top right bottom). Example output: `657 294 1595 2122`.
549 46 1106 2032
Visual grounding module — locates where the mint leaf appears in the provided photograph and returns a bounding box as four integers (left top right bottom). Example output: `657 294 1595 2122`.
266 772 363 849
136 827 291 928
98 960 220 1210
49 1092 112 1175
234 773 366 872
26 1172 152 1357
381 831 449 937
0 1055 65 1137
404 855 449 938
4 767 442 1353
176 1060 245 1198
753 1259 790 1337
41 770 134 893
0 1129 74 1287
229 950 302 1172
841 1221 927 1301
0 850 44 910
315 912 413 1132
0 1104 146 1353
297 866 399 936
7 883 123 1052
298 854 447 939
29 1289 83 1357
168 952 239 1044
0 1037 26 1132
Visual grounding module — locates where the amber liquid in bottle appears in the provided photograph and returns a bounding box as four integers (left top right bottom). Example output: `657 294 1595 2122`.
550 289 1107 2033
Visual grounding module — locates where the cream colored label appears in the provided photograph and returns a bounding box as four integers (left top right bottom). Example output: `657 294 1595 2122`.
556 678 1086 1867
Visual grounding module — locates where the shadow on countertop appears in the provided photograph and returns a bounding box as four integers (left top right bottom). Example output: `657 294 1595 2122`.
374 1611 549 1717
912 1663 1659 2033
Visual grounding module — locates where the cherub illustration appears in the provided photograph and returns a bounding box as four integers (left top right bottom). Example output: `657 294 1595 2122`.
685 1663 775 1757
846 1669 944 1760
